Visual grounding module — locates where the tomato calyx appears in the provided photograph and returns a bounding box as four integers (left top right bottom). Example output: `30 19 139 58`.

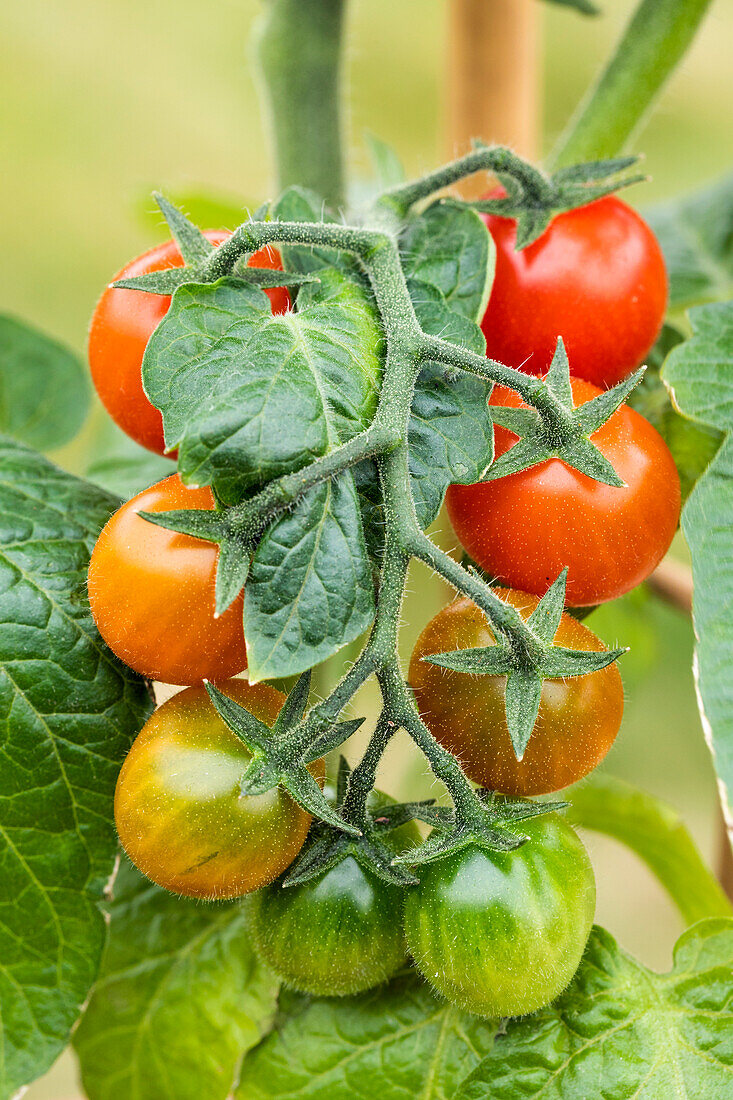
112 193 317 298
393 792 569 869
282 758 438 889
470 152 646 249
486 337 645 487
205 672 364 834
420 568 626 760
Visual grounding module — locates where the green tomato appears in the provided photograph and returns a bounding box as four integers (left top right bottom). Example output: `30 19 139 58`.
403 812 595 1018
247 804 420 997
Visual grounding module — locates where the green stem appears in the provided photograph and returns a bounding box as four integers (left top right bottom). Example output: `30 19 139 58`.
340 711 395 829
568 775 732 925
550 0 714 168
254 0 347 208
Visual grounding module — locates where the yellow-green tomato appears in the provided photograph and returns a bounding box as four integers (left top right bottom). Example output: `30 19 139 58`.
404 812 595 1018
247 806 420 997
114 680 324 900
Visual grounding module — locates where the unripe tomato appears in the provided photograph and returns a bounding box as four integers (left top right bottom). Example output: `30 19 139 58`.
404 812 595 1018
88 474 246 684
115 680 324 899
446 378 681 606
248 807 420 996
480 195 667 388
89 234 289 455
410 589 623 795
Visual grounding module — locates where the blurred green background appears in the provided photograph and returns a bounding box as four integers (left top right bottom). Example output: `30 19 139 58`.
2 0 732 1096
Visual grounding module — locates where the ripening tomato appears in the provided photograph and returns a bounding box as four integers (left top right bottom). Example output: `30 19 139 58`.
446 378 681 606
480 195 667 389
410 589 623 795
88 474 246 684
247 804 420 996
89 234 289 454
115 680 324 899
404 812 596 1018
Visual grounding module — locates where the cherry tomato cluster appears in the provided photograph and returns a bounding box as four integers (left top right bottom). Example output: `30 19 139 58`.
87 196 678 1021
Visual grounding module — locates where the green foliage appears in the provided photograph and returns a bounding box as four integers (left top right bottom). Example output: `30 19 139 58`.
629 323 722 502
86 418 175 500
0 314 89 451
74 860 280 1100
0 437 153 1098
568 775 732 925
236 972 497 1099
663 302 733 824
541 0 599 13
456 920 733 1099
647 173 733 310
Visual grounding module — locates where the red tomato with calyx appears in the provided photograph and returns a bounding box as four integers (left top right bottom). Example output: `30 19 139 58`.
446 378 681 606
89 234 289 455
88 474 246 684
115 680 324 899
480 195 667 389
410 589 624 795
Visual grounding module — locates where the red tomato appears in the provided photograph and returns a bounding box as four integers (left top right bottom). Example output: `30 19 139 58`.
480 195 667 389
410 589 624 795
446 378 681 606
89 234 289 455
88 474 246 684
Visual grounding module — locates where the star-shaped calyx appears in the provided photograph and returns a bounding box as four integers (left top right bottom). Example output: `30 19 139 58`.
282 758 445 888
420 567 626 761
485 337 645 486
392 791 569 868
112 192 318 296
470 153 645 249
205 672 365 834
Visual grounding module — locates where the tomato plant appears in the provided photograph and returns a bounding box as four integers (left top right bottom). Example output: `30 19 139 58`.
89 236 289 455
115 679 324 899
447 377 681 606
479 195 667 389
88 473 247 684
3 1 733 1097
410 589 624 795
404 811 596 1018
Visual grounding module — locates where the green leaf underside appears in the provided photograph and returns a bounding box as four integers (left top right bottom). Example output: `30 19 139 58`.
0 314 89 451
142 269 383 505
663 303 733 824
456 921 733 1100
407 278 493 527
647 172 733 311
400 200 495 323
245 473 375 681
629 324 722 502
74 860 280 1100
0 437 153 1097
236 972 497 1100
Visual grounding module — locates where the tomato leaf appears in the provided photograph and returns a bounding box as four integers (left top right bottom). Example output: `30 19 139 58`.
408 279 494 527
0 314 89 451
400 199 495 322
143 269 383 505
647 173 733 310
236 972 497 1100
662 302 733 829
245 473 375 680
455 920 733 1100
73 860 280 1100
0 437 153 1098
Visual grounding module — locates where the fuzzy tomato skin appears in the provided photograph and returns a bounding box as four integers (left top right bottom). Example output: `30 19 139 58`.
479 195 667 388
88 474 246 684
446 378 681 606
409 589 623 795
247 814 420 997
115 680 324 899
89 234 289 455
404 813 596 1018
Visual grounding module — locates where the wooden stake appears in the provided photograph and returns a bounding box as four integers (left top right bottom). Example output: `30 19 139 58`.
446 0 540 197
